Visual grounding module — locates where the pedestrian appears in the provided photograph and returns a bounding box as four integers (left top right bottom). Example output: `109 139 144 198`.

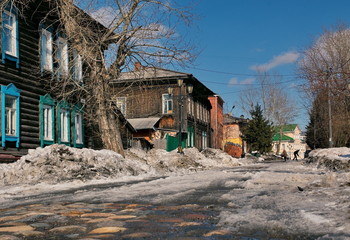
293 150 300 161
281 150 288 161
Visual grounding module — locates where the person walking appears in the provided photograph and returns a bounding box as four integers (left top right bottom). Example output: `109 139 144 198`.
281 150 288 161
293 149 300 161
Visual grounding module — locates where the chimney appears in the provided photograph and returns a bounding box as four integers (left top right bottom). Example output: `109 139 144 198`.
134 62 141 71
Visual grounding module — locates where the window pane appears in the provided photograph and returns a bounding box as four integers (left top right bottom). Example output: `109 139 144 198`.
74 51 83 81
60 109 68 142
43 105 53 140
41 29 53 71
116 97 126 115
2 11 17 57
5 96 16 136
75 113 83 144
162 94 172 114
58 38 68 75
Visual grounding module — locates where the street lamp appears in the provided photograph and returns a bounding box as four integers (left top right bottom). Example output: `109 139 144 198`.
168 79 193 154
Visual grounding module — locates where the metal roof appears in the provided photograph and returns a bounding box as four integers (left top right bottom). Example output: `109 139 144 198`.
127 117 161 130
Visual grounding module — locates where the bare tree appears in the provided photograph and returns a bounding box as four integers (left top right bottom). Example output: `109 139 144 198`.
239 71 298 153
3 0 195 155
298 25 350 147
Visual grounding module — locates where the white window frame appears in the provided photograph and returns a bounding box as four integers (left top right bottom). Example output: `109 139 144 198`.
75 112 83 144
60 109 69 142
116 97 126 116
43 105 53 140
162 94 173 114
2 10 17 58
40 28 53 72
73 50 83 81
57 37 68 76
5 96 16 136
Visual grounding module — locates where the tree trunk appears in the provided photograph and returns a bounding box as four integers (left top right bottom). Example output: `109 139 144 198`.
90 66 125 157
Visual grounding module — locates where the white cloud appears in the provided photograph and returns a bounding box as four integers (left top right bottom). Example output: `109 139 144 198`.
240 77 255 84
228 78 238 86
228 77 255 86
250 51 300 71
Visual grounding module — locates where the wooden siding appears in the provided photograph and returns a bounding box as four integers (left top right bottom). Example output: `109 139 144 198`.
112 78 212 150
0 5 50 154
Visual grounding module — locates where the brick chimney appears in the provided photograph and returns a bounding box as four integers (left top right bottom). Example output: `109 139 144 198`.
134 62 141 71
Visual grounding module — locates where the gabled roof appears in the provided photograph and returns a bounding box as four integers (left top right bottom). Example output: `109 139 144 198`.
272 133 294 142
274 124 298 133
111 66 216 99
115 67 191 82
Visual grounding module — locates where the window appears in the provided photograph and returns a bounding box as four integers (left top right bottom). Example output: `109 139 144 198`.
162 94 173 114
116 97 126 115
1 84 21 148
43 105 53 140
2 7 19 67
75 113 82 143
57 101 71 145
60 109 69 142
39 95 55 147
202 131 208 149
5 96 16 136
73 50 83 81
40 28 53 72
57 37 68 76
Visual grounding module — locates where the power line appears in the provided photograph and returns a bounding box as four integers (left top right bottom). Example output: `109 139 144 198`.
191 67 298 77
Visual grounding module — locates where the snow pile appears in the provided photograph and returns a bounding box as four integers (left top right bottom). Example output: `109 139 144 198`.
0 145 243 186
0 145 152 185
307 147 350 171
126 148 201 173
127 147 242 173
186 148 242 167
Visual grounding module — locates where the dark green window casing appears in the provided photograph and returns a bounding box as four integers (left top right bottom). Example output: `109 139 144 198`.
39 94 55 147
72 104 84 148
57 100 71 146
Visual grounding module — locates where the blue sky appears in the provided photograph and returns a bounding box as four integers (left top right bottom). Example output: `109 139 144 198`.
178 0 350 130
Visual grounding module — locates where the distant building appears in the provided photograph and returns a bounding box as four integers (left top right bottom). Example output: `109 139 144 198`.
223 114 248 157
272 124 308 158
208 95 224 150
111 65 223 152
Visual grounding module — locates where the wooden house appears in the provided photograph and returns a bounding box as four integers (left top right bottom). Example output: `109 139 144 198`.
0 1 90 161
0 1 136 161
111 65 219 152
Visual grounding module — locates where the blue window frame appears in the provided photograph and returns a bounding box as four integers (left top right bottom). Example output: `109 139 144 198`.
0 84 21 148
1 6 19 68
39 94 55 147
72 104 84 148
57 100 71 145
162 94 173 114
40 27 53 72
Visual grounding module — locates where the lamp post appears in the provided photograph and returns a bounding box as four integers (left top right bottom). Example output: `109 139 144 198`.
168 79 193 154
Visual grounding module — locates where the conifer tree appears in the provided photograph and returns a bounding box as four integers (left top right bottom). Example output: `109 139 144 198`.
242 104 274 154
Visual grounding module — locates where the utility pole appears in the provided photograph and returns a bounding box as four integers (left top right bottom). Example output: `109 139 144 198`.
327 68 333 148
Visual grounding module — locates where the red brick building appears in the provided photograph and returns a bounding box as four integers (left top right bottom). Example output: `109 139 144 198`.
208 95 224 150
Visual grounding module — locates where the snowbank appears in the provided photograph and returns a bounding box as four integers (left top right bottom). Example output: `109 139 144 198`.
307 147 350 171
0 145 243 186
